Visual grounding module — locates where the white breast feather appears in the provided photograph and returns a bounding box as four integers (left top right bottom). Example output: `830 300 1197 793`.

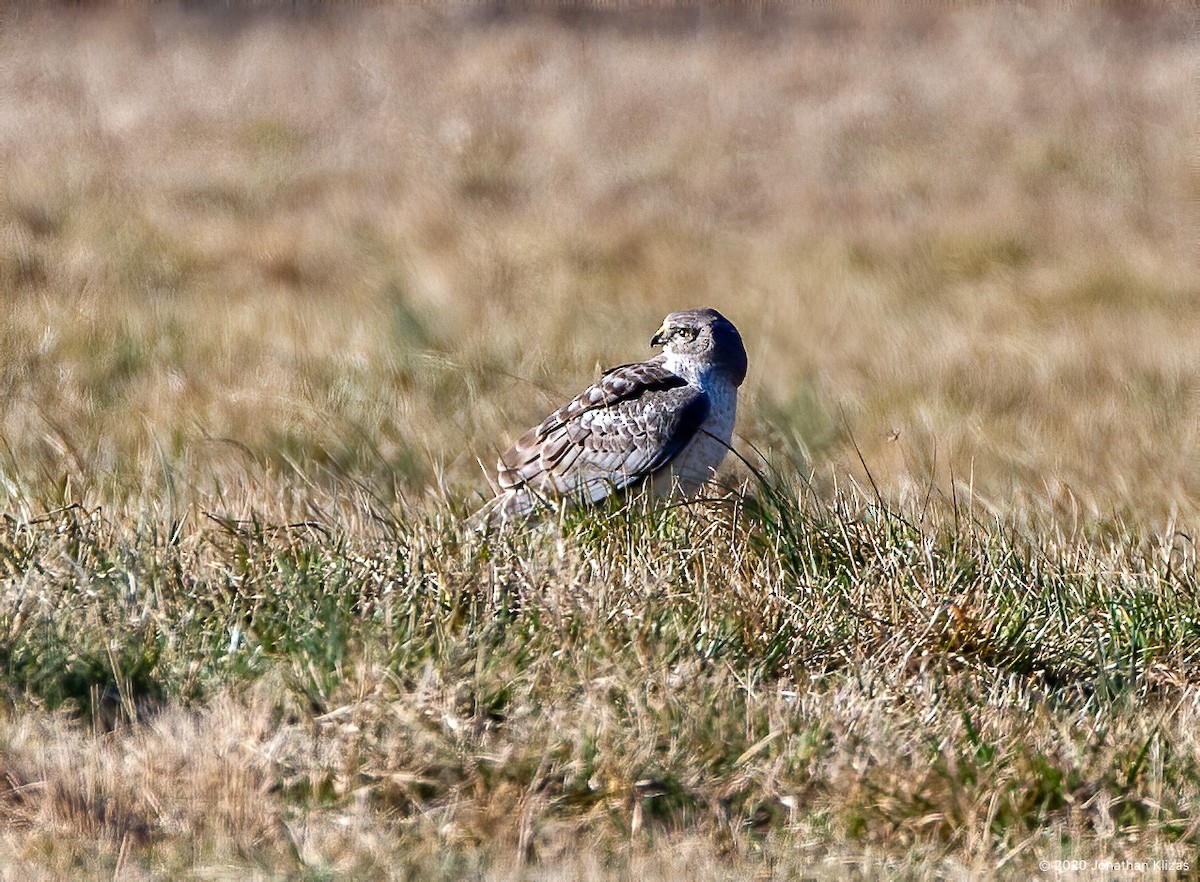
652 369 738 498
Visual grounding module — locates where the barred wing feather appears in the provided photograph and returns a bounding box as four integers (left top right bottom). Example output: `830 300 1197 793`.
494 358 709 515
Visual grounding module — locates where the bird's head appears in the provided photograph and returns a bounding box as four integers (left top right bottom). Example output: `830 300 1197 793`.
651 307 747 386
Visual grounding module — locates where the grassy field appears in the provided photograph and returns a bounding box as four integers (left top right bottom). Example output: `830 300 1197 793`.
0 4 1197 879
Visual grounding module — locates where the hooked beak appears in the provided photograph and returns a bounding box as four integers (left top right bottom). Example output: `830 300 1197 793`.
650 325 668 347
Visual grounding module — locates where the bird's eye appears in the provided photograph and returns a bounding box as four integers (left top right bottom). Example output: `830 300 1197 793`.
677 327 696 340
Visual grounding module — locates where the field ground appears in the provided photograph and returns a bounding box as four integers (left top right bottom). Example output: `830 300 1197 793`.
0 5 1197 879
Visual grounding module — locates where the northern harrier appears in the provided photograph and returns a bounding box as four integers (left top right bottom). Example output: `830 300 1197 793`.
476 307 747 524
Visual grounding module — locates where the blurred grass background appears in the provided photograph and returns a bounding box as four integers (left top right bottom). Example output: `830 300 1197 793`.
1 4 1195 520
1 6 1199 879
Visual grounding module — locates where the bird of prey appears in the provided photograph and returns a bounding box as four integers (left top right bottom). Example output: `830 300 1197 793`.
475 307 747 524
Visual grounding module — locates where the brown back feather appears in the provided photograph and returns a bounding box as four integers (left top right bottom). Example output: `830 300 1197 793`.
495 357 709 508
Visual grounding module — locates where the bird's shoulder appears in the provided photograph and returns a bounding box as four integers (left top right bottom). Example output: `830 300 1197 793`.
529 356 694 441
496 357 710 493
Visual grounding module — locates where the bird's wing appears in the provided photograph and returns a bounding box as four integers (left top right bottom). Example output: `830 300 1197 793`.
496 357 709 507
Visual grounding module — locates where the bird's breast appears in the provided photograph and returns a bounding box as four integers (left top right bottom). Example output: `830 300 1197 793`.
657 379 738 497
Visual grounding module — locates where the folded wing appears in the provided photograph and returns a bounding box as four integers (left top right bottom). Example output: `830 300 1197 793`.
495 357 709 516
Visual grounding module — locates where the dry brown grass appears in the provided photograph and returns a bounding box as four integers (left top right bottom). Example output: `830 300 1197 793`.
0 4 1198 879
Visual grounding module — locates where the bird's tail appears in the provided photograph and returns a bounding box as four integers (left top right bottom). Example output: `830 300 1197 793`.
466 489 540 532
